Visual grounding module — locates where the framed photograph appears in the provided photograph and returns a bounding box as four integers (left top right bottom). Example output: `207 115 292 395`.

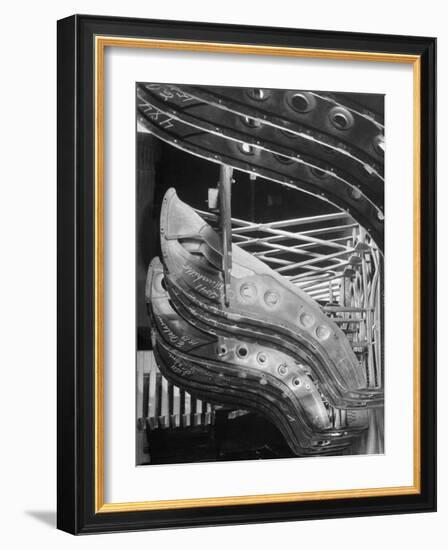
57 14 436 534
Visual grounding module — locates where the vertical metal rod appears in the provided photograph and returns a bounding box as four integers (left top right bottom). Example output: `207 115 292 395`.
148 357 158 429
218 164 234 306
172 385 181 428
136 352 144 422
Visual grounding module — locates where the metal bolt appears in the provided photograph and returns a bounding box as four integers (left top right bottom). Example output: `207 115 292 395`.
316 325 331 341
278 363 288 376
264 290 279 307
240 283 256 299
300 312 314 328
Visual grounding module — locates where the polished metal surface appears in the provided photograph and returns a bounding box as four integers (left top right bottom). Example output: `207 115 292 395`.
159 189 382 408
145 191 384 456
147 257 369 456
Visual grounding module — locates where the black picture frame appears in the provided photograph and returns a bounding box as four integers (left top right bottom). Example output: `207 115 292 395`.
57 14 436 534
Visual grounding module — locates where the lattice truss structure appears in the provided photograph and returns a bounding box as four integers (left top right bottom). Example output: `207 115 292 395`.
198 208 383 391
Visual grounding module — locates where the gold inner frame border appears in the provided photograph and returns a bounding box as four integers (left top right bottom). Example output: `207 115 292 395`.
94 35 421 513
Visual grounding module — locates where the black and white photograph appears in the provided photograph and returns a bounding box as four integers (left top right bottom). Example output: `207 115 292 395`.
0 1 441 543
135 83 385 466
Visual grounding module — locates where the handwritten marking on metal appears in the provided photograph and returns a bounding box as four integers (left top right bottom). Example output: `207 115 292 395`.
184 265 223 299
145 83 196 103
155 314 201 348
137 87 384 212
138 99 175 129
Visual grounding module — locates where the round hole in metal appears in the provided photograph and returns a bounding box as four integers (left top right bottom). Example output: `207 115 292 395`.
242 116 262 129
240 282 257 299
300 312 315 328
238 142 255 155
287 92 316 113
217 345 228 357
310 166 328 179
264 290 280 307
237 345 249 359
373 134 385 155
273 153 294 164
246 88 270 101
349 187 363 200
316 325 331 340
278 363 288 376
329 106 354 131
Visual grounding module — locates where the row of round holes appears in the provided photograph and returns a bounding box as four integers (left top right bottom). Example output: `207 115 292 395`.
216 346 309 390
243 89 384 156
237 131 381 186
236 140 382 209
238 143 334 182
245 89 355 131
239 284 331 340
